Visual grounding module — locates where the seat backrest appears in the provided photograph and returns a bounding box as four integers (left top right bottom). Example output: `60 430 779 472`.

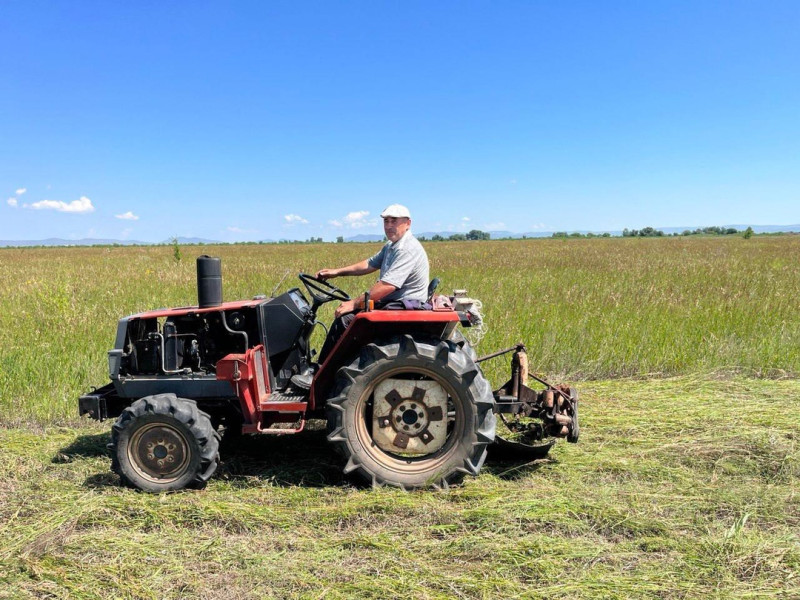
427 277 440 302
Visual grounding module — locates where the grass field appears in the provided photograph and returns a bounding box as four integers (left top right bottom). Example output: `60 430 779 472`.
1 236 799 425
0 237 798 598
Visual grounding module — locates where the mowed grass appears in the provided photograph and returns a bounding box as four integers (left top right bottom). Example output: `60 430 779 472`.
0 237 798 598
0 236 799 424
0 376 797 598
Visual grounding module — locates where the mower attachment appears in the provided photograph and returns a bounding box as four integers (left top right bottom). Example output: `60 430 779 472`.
488 344 579 456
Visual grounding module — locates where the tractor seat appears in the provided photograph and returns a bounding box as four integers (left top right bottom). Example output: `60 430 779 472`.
372 278 440 311
427 277 440 303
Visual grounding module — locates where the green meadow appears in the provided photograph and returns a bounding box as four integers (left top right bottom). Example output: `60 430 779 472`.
0 236 798 598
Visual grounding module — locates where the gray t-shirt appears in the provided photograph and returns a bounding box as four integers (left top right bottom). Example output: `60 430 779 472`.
367 231 430 303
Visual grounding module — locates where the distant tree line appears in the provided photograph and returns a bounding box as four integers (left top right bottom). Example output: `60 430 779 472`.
613 226 753 238
552 231 612 239
418 230 492 242
306 226 758 243
678 226 742 236
220 226 763 246
622 227 665 237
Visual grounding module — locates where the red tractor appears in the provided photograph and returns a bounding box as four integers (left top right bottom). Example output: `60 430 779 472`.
80 256 578 492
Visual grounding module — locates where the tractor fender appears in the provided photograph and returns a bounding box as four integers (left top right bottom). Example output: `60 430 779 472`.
310 310 466 409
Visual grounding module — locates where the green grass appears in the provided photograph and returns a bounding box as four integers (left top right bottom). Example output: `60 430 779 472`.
1 236 799 425
0 237 798 598
1 376 797 598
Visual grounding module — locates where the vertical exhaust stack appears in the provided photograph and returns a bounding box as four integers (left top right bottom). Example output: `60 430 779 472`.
197 255 222 308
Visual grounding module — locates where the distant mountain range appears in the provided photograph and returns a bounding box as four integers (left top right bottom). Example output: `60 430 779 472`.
0 236 233 248
1 225 798 247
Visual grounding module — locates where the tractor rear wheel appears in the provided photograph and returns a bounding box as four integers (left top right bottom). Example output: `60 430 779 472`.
326 335 496 489
449 328 478 362
110 394 220 492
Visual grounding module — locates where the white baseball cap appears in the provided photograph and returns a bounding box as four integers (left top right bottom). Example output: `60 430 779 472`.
380 204 411 219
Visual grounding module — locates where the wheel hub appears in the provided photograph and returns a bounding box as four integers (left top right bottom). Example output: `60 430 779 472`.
130 424 190 482
373 379 448 454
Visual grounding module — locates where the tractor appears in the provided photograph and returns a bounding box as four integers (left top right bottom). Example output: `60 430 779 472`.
79 255 579 491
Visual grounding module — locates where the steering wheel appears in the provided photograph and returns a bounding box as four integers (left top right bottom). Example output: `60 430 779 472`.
299 273 351 307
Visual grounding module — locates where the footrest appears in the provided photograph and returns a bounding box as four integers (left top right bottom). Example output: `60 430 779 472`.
260 390 308 413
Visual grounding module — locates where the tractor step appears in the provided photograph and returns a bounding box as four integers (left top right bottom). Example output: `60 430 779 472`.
242 419 306 434
260 389 308 413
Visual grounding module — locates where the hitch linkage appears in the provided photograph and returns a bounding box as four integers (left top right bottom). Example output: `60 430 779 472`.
490 344 579 443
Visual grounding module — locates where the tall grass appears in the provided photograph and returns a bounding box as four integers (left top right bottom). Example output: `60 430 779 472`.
1 236 799 425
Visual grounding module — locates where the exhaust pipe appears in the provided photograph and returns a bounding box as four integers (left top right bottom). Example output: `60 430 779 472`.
197 255 222 308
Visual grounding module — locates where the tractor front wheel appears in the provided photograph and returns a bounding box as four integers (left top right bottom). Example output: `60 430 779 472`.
327 336 496 489
110 394 220 492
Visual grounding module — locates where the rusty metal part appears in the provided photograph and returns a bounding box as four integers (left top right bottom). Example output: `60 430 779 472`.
491 362 580 449
518 351 529 384
493 413 555 459
372 378 448 454
510 346 529 399
554 413 572 426
128 422 190 483
476 343 525 363
477 340 580 455
492 435 555 460
566 386 580 443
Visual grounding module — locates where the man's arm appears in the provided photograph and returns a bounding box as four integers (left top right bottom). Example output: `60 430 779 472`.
334 280 397 318
317 259 377 280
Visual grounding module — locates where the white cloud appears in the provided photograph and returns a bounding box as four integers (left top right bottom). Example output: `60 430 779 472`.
484 222 506 230
329 211 380 229
343 210 379 229
284 214 309 224
115 211 139 220
15 188 26 195
462 217 470 222
529 223 547 230
345 210 369 223
29 196 95 213
7 197 17 207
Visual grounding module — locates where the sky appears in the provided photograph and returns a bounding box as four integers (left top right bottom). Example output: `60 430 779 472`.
1 1 799 242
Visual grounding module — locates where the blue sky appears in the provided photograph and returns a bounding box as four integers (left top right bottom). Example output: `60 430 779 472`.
2 1 799 242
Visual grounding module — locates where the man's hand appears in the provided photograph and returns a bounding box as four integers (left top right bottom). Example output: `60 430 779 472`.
334 299 357 318
316 268 338 280
317 260 376 280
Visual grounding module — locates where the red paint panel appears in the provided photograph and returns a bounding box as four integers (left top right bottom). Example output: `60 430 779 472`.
216 345 272 426
129 299 263 320
309 309 461 409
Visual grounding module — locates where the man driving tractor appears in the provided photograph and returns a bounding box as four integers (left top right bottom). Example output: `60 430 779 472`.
291 203 429 389
81 203 579 492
